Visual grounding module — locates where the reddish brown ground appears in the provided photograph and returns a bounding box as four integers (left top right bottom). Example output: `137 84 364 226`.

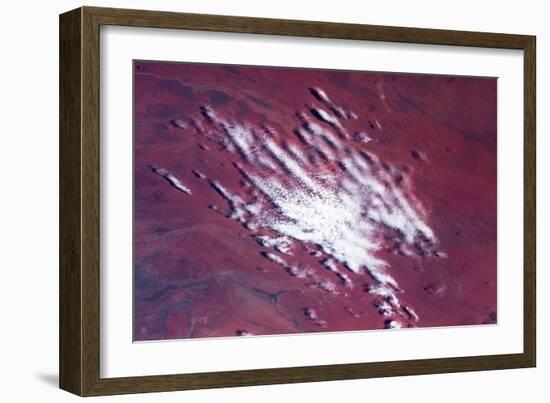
133 61 497 341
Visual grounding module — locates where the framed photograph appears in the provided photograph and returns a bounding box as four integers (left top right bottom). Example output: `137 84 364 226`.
59 6 536 396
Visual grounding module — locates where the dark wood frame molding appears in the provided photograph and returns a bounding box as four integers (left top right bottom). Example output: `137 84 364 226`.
59 6 536 396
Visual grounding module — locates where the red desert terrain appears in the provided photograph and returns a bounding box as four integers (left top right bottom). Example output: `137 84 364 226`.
133 61 497 341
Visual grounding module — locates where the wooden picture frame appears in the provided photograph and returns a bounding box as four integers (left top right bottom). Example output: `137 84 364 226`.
59 6 536 396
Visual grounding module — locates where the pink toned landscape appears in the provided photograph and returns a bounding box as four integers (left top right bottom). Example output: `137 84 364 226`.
133 61 497 341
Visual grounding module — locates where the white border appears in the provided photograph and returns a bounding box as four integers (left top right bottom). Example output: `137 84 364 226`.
100 25 524 378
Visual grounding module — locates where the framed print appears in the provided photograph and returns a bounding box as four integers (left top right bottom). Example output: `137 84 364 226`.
59 6 536 396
